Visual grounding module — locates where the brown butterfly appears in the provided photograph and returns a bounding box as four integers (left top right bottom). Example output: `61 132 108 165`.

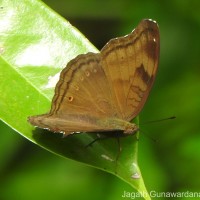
28 19 160 137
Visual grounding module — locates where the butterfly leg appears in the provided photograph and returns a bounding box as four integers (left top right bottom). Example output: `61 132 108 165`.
85 134 109 148
114 137 122 174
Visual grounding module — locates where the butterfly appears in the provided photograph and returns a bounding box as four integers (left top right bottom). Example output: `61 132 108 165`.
28 19 159 137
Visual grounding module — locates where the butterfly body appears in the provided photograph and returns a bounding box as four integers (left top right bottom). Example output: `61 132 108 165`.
97 118 138 135
29 114 137 135
28 19 159 136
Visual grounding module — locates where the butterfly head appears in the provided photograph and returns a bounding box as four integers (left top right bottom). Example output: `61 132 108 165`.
123 123 139 135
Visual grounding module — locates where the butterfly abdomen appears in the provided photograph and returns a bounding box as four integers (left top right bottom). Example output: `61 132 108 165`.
97 118 138 135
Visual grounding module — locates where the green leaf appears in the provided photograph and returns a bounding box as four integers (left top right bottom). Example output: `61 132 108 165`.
0 0 150 199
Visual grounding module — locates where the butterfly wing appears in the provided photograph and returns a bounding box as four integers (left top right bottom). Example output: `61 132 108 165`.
101 19 159 121
29 53 120 134
28 19 159 134
50 53 118 118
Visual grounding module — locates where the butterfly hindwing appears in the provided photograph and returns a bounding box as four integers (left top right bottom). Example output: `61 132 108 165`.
29 53 120 133
50 53 115 117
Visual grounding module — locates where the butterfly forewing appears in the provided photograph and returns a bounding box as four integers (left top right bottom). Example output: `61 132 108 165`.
101 19 159 121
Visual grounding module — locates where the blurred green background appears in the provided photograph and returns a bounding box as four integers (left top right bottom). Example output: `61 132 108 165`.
1 0 200 199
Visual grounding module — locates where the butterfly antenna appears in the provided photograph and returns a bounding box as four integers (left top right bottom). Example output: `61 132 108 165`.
140 116 176 125
139 128 158 143
137 116 176 142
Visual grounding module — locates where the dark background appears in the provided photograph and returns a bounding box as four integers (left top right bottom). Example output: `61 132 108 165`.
1 0 200 199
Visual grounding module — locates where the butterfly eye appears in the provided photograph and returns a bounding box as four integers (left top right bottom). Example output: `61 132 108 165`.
68 96 74 102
